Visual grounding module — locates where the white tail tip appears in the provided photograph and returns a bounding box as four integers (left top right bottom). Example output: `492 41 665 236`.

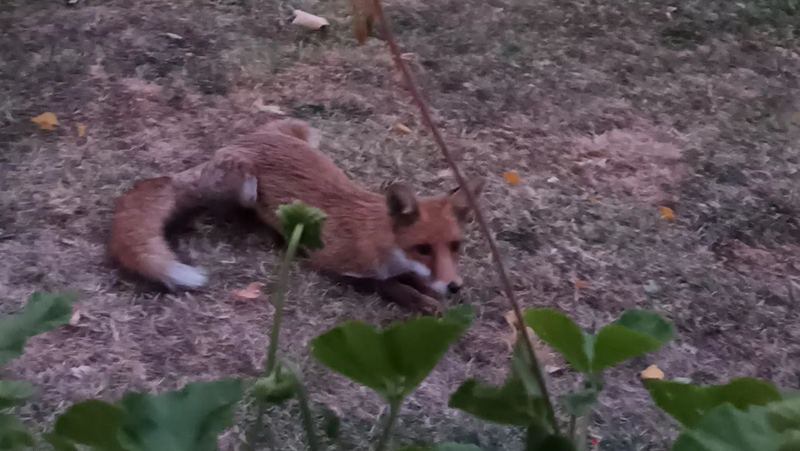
166 262 209 289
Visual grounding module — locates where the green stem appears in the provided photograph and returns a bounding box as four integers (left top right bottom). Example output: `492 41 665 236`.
568 415 576 442
577 415 589 451
264 224 304 374
374 401 401 451
244 403 265 451
296 382 321 451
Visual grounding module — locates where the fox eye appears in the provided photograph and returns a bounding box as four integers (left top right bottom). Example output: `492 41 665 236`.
450 241 461 253
414 244 433 256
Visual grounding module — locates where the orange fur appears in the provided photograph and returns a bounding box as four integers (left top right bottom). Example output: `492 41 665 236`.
109 119 483 312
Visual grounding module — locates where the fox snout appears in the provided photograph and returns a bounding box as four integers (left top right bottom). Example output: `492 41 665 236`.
429 277 463 295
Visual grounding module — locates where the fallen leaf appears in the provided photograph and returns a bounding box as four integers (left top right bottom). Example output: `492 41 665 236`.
643 280 661 294
234 282 264 300
164 32 184 40
76 123 86 138
436 168 453 179
69 306 82 326
641 364 665 380
546 176 559 184
31 112 58 130
503 172 520 186
574 280 588 289
395 123 411 134
660 206 675 221
253 97 286 115
545 365 564 375
589 198 598 204
292 10 329 30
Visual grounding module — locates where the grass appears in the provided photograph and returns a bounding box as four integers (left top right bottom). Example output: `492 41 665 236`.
1 0 799 449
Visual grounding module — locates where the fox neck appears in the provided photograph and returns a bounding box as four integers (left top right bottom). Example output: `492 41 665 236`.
374 248 431 281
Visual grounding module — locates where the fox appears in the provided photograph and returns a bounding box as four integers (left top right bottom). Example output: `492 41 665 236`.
109 118 484 313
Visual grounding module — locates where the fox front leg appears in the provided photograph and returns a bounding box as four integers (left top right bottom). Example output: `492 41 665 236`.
375 278 441 315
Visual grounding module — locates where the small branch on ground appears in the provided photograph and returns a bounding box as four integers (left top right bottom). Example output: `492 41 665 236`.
367 0 560 435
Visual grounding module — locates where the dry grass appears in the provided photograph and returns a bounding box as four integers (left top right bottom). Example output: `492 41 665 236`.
1 0 799 449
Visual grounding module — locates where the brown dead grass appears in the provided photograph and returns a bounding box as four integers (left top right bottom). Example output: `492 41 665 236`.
1 0 799 449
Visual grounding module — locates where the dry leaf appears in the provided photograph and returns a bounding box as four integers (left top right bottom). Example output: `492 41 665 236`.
546 176 560 184
69 306 82 326
395 123 411 134
76 123 86 138
589 198 598 204
660 206 675 222
164 32 184 40
640 364 665 380
234 282 264 300
254 99 286 115
292 10 330 30
503 172 520 186
31 112 59 130
574 280 588 289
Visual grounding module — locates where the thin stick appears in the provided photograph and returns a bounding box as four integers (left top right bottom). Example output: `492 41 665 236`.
369 0 560 434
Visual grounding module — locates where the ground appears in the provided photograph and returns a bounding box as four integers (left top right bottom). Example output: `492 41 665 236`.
1 0 799 449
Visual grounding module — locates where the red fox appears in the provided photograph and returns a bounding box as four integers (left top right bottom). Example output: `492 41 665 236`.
109 119 484 313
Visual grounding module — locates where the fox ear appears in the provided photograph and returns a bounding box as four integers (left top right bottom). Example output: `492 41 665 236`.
450 177 486 223
385 182 419 227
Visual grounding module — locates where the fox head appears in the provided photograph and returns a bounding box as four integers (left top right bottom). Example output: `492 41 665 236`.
385 178 485 295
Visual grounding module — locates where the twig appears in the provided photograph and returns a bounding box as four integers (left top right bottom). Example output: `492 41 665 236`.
369 0 560 434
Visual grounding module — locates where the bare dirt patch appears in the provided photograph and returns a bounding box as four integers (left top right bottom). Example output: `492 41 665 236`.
1 0 799 450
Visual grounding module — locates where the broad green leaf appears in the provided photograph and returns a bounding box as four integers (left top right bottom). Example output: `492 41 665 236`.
0 381 35 410
0 292 77 366
646 378 782 428
116 379 245 451
42 433 78 451
449 377 544 427
510 340 541 399
0 414 34 451
779 431 800 451
312 307 473 402
672 405 780 451
767 398 800 433
275 201 327 250
563 389 598 418
397 443 483 451
524 309 590 372
252 364 300 405
592 310 674 370
527 435 578 451
52 399 125 451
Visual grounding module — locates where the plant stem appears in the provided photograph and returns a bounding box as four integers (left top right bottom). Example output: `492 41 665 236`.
577 415 589 451
568 415 576 442
296 382 321 451
244 403 265 451
374 401 401 451
368 0 560 435
265 224 304 374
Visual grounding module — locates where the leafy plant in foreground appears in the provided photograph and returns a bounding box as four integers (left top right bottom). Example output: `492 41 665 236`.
311 305 474 451
446 309 675 450
0 291 77 450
